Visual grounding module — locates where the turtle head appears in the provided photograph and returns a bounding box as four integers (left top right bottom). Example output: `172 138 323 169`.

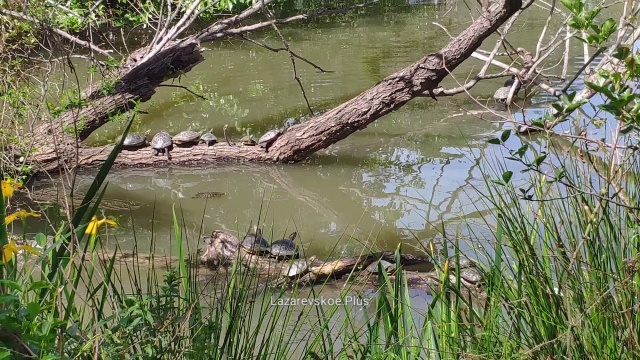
288 232 297 241
144 129 151 136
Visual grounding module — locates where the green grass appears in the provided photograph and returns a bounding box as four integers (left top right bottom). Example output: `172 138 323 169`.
2 121 640 359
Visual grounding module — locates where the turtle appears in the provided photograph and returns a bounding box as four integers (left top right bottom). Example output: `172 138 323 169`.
270 232 299 259
240 135 257 146
258 129 283 151
199 129 218 146
118 130 150 149
192 191 225 199
150 131 173 160
448 256 484 285
493 87 512 103
365 259 396 274
283 256 316 277
173 130 201 146
504 75 522 92
241 228 271 254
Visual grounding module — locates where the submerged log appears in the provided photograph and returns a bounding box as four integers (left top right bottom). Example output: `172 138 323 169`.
199 230 484 292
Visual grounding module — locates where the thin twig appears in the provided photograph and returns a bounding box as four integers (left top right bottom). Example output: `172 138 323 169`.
240 35 333 73
157 84 208 100
262 6 315 115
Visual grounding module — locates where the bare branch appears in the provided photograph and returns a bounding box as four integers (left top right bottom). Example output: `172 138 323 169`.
240 36 334 74
0 9 112 57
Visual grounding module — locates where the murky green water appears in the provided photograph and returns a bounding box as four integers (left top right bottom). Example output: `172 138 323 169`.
27 2 588 262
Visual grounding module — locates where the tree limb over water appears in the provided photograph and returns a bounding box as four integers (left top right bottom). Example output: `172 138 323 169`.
27 0 522 173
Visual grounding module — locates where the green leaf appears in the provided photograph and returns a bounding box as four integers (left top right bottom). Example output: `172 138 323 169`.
26 302 41 319
488 138 502 145
534 154 548 167
585 7 602 21
500 130 511 143
34 233 48 246
552 103 564 113
532 119 546 128
502 171 513 184
27 280 50 292
599 18 618 41
613 46 631 60
515 144 529 157
585 81 615 100
0 280 22 292
565 99 588 113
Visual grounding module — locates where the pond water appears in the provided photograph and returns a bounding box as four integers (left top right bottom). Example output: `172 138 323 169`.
13 1 629 355
24 0 601 288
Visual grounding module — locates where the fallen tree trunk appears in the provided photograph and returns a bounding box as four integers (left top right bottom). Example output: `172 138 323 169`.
29 0 522 173
198 230 484 292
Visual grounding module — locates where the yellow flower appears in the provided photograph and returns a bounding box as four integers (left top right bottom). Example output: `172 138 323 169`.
1 181 15 198
5 179 23 189
5 209 41 225
85 216 118 235
1 178 22 198
2 240 41 263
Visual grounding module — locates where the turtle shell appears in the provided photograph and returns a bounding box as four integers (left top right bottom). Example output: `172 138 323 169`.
241 229 270 254
258 129 283 149
493 86 512 102
366 260 395 274
120 133 147 148
173 130 201 145
449 257 483 284
270 232 298 258
150 131 173 160
283 258 310 277
150 131 172 149
200 131 218 146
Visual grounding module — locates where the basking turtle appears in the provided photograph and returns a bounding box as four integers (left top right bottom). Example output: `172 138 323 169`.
493 87 512 103
118 130 150 149
283 256 316 277
365 259 396 274
173 130 201 146
241 228 271 254
200 129 218 146
258 129 283 151
150 131 173 160
192 191 225 199
449 256 484 285
239 135 257 146
270 232 299 259
504 75 522 92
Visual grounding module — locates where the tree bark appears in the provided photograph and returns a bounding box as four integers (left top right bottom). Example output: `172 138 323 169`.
197 230 484 292
29 0 522 173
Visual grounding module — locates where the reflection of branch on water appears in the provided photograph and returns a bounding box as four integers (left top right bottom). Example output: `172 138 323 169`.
264 166 340 222
29 184 143 211
545 135 640 218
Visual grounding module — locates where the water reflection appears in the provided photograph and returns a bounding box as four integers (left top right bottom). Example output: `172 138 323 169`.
34 0 610 292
